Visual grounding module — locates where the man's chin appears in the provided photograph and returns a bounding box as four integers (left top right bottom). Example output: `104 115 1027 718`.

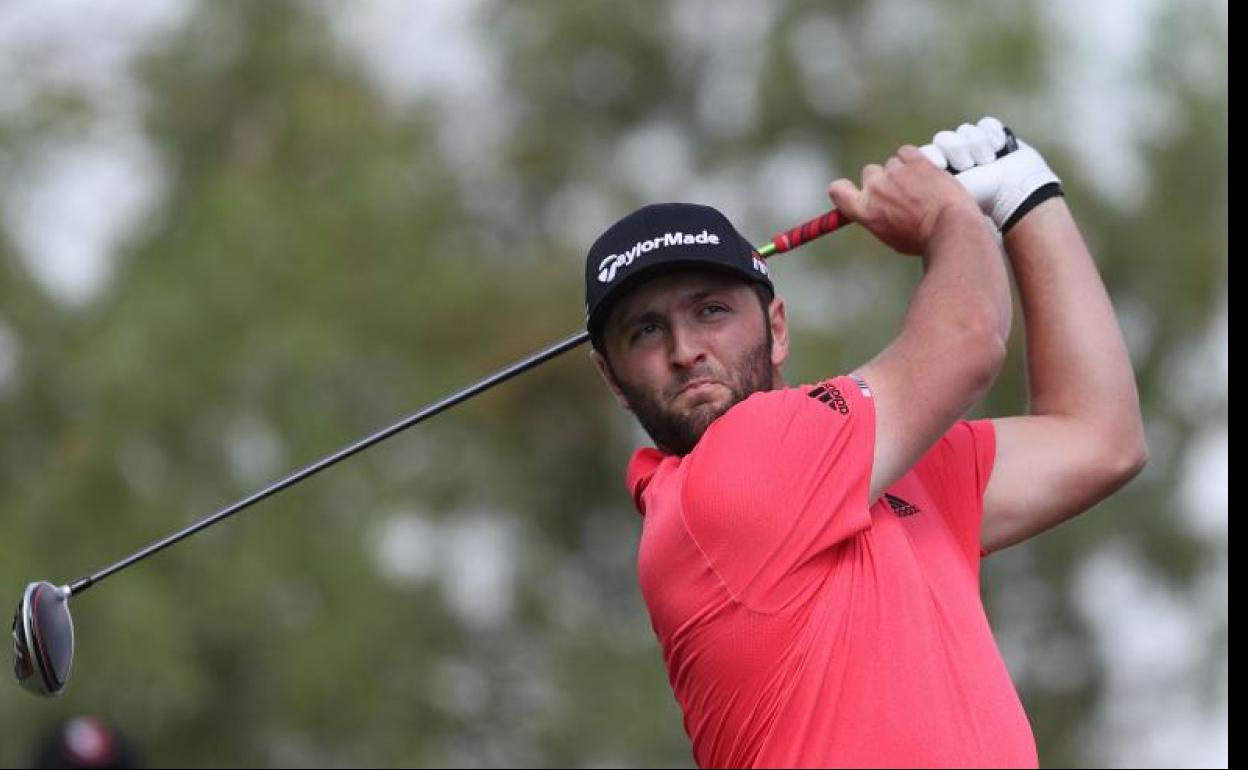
683 397 736 435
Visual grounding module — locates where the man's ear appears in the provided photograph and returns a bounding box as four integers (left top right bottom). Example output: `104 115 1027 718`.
591 349 632 410
769 295 790 370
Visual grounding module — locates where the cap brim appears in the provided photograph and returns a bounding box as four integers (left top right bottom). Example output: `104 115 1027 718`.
587 258 771 344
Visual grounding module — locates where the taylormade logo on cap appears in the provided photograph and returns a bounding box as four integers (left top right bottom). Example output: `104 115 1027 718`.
596 230 721 284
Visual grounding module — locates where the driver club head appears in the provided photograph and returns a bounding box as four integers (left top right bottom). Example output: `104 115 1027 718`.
12 581 74 697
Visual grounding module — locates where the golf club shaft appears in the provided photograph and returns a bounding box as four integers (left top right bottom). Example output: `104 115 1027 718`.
69 330 594 596
68 208 852 597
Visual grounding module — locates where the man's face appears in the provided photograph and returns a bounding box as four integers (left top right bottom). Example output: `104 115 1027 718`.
595 270 787 455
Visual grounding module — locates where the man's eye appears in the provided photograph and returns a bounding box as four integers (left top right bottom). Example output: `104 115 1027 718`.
632 324 660 342
702 304 727 315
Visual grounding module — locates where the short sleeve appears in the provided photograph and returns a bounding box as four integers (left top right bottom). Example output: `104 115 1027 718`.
912 419 997 568
681 376 876 612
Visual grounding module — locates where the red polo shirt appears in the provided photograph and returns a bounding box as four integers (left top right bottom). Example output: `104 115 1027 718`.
626 376 1037 768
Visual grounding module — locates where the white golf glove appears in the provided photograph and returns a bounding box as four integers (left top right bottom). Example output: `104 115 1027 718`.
919 117 1063 233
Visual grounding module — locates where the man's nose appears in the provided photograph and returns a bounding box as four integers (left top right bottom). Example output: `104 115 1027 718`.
669 323 707 369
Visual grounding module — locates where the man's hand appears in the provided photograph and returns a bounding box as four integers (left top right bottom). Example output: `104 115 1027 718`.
923 117 1063 233
827 145 983 256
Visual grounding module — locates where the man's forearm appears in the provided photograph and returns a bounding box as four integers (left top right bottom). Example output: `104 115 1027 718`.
872 203 1012 431
1003 198 1146 455
906 205 1013 366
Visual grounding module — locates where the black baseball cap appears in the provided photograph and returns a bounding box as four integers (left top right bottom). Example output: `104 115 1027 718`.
584 203 773 349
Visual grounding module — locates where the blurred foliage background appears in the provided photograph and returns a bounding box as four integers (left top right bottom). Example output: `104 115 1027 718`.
0 1 1227 767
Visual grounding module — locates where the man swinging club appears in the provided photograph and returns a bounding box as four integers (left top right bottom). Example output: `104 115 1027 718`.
584 118 1147 768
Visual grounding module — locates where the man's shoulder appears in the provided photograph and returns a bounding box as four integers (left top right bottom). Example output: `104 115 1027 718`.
690 379 869 473
718 383 817 420
708 378 859 437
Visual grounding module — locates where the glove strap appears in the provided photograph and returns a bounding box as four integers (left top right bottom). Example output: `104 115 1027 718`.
1001 182 1064 234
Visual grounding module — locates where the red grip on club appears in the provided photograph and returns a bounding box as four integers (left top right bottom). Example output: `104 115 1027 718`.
770 209 846 255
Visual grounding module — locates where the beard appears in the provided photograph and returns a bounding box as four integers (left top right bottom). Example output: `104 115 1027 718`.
613 333 774 456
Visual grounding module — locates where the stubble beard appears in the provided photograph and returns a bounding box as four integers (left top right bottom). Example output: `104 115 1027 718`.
615 334 774 456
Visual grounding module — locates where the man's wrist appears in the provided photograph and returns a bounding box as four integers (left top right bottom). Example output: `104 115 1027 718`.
925 202 997 261
934 201 992 237
1002 195 1069 257
1001 182 1064 233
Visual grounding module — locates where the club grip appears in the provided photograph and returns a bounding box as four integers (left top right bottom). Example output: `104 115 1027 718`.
999 127 1020 158
760 126 1018 259
769 209 846 255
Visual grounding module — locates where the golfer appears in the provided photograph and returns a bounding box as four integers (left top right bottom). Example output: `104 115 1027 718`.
583 119 1147 768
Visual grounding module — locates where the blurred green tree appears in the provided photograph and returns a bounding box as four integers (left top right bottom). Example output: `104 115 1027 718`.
0 0 1225 766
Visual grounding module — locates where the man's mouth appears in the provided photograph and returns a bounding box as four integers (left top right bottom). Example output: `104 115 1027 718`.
675 378 722 400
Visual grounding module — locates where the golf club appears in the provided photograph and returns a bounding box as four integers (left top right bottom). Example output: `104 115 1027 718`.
13 129 1018 697
10 208 851 697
